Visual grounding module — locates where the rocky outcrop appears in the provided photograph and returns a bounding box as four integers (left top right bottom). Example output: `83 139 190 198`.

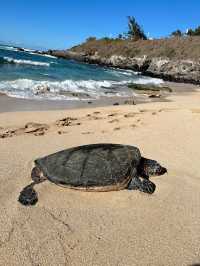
46 50 200 85
146 58 200 84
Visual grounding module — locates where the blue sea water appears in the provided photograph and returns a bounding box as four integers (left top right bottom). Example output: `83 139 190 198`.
0 44 163 100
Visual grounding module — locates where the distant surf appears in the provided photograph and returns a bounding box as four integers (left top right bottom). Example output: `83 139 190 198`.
0 44 163 100
1 56 50 67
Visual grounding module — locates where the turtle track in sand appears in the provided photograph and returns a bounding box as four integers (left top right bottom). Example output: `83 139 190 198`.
0 108 172 139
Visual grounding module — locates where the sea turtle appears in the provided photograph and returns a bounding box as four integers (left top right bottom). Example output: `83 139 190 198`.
18 143 167 206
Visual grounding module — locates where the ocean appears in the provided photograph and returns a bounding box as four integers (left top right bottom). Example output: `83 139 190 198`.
0 44 163 101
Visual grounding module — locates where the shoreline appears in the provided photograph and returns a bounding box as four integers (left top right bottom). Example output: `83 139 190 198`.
0 81 198 113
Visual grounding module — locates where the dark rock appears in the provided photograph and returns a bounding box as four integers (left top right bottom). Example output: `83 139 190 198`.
17 47 25 52
113 102 119 106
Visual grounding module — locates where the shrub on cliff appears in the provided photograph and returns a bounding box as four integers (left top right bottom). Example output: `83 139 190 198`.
187 26 200 36
86 37 97 42
171 30 182 37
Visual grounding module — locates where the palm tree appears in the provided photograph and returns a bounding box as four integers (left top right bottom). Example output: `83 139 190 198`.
127 16 147 40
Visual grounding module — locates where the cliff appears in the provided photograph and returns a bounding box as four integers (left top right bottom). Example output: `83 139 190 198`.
47 37 200 84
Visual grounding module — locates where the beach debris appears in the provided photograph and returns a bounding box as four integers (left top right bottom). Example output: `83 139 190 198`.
0 122 49 138
56 117 78 127
24 122 49 136
88 101 93 104
0 127 25 138
113 102 119 106
0 128 16 138
114 127 121 131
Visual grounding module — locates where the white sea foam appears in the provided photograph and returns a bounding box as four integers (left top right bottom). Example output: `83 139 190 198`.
28 52 57 59
107 68 139 77
3 57 50 67
38 54 57 59
0 76 163 101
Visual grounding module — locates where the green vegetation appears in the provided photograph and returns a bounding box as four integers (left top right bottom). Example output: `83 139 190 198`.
71 36 200 60
86 37 97 42
171 30 182 37
83 18 200 45
170 26 200 37
187 26 200 36
126 16 147 40
70 15 200 60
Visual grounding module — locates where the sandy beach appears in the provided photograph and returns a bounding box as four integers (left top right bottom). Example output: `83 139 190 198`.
0 85 200 265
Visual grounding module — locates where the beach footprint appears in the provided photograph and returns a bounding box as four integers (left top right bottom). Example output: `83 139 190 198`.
108 119 119 123
81 131 94 135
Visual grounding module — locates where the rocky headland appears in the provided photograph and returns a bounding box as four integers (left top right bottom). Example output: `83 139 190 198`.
45 37 200 85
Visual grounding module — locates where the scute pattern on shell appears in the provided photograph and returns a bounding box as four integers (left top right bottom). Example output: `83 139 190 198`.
34 143 141 188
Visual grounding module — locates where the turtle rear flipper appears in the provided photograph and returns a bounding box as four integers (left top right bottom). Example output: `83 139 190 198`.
18 183 38 206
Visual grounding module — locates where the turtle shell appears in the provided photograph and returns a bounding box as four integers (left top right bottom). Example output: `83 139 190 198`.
34 143 141 191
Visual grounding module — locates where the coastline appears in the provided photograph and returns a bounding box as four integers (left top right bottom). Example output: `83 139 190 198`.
0 87 200 265
0 81 198 113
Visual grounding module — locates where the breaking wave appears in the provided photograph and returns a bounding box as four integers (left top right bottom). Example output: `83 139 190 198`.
1 56 50 67
0 77 163 100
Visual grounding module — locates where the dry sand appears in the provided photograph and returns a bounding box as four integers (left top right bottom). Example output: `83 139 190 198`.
0 90 200 265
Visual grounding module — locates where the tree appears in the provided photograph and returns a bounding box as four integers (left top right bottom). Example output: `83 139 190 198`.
186 26 200 36
194 26 200 35
171 29 182 37
118 34 123 39
127 16 147 40
187 28 194 36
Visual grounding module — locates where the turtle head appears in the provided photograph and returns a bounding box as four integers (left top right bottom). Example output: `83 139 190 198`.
138 157 167 177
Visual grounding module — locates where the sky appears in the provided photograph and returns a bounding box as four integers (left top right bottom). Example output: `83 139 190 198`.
0 0 200 50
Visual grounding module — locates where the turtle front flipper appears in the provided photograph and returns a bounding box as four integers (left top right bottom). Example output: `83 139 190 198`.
127 167 156 194
127 177 156 194
138 179 156 194
18 167 47 206
18 183 38 206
